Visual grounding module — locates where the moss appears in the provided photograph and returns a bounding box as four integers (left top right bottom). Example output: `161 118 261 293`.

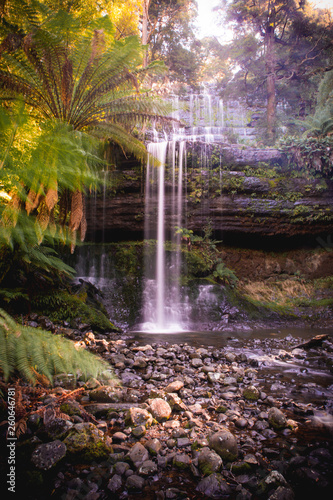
216 405 228 414
25 470 44 489
59 401 82 417
200 463 216 475
231 462 252 475
32 291 118 332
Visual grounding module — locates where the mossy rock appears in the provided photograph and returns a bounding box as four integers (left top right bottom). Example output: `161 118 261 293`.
63 422 112 461
231 461 252 475
32 291 118 333
59 400 82 417
242 385 260 401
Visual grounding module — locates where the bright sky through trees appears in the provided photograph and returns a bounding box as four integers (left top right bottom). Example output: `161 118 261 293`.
195 0 333 40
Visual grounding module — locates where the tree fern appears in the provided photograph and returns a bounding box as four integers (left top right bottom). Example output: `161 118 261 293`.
0 4 171 251
0 308 114 385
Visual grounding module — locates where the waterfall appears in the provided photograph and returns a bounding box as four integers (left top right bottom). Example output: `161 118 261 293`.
141 140 188 332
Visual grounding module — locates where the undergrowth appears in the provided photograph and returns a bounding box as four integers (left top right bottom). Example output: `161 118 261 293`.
0 309 114 385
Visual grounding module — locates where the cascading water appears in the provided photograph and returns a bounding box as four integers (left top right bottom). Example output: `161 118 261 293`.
74 90 254 333
139 90 255 332
141 139 189 332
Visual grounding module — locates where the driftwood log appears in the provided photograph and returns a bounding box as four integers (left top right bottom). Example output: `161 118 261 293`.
293 334 330 350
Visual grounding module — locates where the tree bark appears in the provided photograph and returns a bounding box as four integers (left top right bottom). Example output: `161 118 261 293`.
142 0 150 67
265 24 276 142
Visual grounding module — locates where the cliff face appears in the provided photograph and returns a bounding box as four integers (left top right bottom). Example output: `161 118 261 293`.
85 145 333 245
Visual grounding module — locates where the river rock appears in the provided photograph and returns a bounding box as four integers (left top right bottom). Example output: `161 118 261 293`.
209 429 238 461
125 407 153 428
113 462 130 475
31 440 67 470
166 392 186 411
198 447 223 475
138 460 158 475
63 422 112 461
131 425 146 438
128 442 149 466
191 357 203 368
173 453 191 469
125 474 145 491
107 474 122 493
243 385 260 401
147 398 172 422
196 473 232 498
268 408 287 430
258 470 288 495
145 438 162 455
268 486 295 500
165 380 184 392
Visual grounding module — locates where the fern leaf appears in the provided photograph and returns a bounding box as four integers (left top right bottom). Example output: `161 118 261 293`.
69 190 83 232
45 186 58 212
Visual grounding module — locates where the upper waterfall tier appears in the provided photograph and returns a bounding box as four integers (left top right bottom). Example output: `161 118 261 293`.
149 92 256 145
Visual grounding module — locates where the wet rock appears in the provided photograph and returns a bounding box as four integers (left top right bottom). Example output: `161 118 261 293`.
166 392 186 411
128 442 149 466
145 438 162 455
191 358 203 368
125 407 153 428
208 372 222 383
112 431 127 443
230 461 252 475
107 474 122 493
209 429 238 461
63 422 112 461
113 462 130 475
125 474 145 491
173 453 191 469
177 437 191 448
258 470 288 495
147 398 172 422
89 386 123 403
243 385 260 401
165 380 184 392
268 408 287 430
31 440 67 470
44 415 73 439
235 417 248 429
196 473 232 498
59 400 82 417
131 425 146 438
138 460 158 476
268 486 295 500
198 447 223 475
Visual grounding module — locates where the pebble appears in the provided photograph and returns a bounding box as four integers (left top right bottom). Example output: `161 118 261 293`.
24 333 333 499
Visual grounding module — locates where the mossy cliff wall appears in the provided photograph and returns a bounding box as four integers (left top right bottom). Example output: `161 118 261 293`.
85 144 333 245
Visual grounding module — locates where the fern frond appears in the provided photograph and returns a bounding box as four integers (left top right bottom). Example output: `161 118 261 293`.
0 309 114 386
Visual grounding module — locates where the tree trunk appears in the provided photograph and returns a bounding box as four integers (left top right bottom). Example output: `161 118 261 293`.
265 24 276 142
142 0 150 67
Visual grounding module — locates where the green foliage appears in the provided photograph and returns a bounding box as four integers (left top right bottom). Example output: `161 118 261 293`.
212 263 238 287
279 136 333 177
0 308 113 385
32 291 115 332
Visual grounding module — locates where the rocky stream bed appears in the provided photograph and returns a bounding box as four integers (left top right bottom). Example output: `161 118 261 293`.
1 327 333 500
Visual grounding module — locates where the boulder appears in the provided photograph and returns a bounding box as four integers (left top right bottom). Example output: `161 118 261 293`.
243 385 260 401
31 440 67 470
209 429 238 462
268 407 287 430
63 422 112 461
147 398 172 422
198 447 223 475
196 473 232 498
125 407 153 428
128 442 149 467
